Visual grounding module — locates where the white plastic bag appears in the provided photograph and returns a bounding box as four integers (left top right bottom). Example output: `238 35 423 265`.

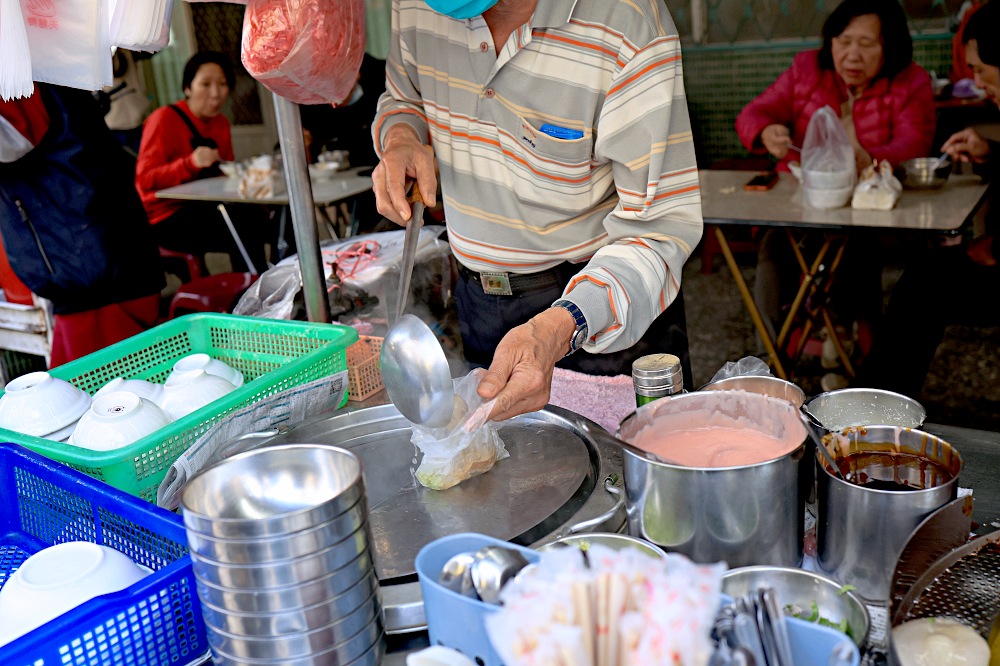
238 154 285 199
241 0 365 105
23 0 113 90
410 369 509 491
801 106 855 209
851 160 902 211
0 0 32 100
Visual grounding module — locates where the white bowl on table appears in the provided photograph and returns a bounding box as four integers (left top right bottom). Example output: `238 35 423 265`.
804 185 853 210
309 162 342 181
803 168 854 190
69 391 173 451
0 371 91 438
0 541 149 647
219 162 242 179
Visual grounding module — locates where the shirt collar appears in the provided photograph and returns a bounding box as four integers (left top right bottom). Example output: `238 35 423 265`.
530 0 579 29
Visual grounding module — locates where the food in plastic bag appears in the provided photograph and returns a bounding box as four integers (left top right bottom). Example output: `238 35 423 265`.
238 154 285 199
801 106 855 209
242 0 365 105
411 369 508 491
852 160 901 210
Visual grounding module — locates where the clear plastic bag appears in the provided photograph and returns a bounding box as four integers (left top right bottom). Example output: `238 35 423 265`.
801 106 855 178
709 356 773 384
0 0 33 101
851 160 901 211
411 369 509 491
241 0 365 105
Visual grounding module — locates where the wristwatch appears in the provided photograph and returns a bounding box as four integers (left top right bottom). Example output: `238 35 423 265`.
552 299 589 356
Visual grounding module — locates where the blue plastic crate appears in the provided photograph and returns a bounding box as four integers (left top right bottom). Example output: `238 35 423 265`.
0 442 208 666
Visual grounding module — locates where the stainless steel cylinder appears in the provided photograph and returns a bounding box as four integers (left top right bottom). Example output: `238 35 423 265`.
815 426 961 603
617 390 809 568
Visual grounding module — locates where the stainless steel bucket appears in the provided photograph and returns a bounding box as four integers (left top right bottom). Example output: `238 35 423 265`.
816 426 962 603
617 390 809 568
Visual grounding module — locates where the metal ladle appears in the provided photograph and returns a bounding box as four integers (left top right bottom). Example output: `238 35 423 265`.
800 412 847 481
470 545 530 605
380 183 455 427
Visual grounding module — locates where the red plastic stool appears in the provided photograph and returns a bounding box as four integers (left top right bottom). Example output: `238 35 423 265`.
168 272 259 319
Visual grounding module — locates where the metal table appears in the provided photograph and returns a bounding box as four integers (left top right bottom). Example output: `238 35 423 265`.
700 170 991 378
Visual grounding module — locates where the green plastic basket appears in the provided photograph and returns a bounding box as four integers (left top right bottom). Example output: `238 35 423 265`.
0 314 358 502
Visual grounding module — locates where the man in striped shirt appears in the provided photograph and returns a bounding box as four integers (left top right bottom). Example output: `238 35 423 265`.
373 0 703 421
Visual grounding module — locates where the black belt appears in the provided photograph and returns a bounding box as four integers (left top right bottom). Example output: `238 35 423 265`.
458 263 568 296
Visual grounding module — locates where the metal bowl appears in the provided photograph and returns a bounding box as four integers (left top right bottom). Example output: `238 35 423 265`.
699 375 806 408
722 565 870 646
899 157 951 190
181 444 364 539
206 610 383 661
195 548 374 613
804 388 926 432
191 524 369 589
186 497 367 564
538 533 667 560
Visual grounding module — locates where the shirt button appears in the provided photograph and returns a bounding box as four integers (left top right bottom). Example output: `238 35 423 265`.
479 41 489 52
484 88 495 98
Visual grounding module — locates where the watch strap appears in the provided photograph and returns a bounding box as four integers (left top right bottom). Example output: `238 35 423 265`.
552 299 588 355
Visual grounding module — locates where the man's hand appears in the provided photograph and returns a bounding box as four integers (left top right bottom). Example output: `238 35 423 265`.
191 147 220 169
373 124 437 226
477 307 577 422
942 128 991 163
760 124 792 159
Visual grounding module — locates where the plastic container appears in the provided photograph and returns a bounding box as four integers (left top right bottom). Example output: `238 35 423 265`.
0 313 357 501
416 534 859 666
0 442 208 665
415 533 540 666
346 336 383 401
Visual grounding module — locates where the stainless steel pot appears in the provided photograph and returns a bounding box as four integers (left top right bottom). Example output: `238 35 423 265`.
816 426 962 603
616 390 809 568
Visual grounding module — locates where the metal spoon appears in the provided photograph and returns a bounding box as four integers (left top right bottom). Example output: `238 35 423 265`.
800 412 847 481
439 551 477 598
470 545 530 605
380 314 454 427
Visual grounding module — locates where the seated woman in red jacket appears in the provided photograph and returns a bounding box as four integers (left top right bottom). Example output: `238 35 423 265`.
135 52 271 274
735 0 935 386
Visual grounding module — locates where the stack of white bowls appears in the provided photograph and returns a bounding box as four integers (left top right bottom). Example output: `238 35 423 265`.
803 167 855 210
180 444 383 666
0 372 90 442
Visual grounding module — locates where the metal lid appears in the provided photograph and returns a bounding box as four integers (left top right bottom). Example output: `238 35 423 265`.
632 353 683 389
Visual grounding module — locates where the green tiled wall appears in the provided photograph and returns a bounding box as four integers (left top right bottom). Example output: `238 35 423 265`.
683 34 954 166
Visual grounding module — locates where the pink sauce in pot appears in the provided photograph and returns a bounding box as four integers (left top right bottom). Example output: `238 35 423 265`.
631 426 800 467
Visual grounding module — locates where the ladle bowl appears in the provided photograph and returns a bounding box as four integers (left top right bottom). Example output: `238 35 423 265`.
380 314 454 427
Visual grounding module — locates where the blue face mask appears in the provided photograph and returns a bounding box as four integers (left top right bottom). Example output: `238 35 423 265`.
424 0 500 19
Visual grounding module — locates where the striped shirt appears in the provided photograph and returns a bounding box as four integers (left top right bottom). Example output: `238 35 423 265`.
374 0 703 353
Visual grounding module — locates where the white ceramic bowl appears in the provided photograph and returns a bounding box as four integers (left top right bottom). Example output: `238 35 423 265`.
309 162 341 181
43 420 78 442
804 185 853 210
94 377 165 405
69 391 173 451
803 168 854 190
168 353 244 388
159 369 237 420
0 542 149 647
219 162 242 179
0 372 91 437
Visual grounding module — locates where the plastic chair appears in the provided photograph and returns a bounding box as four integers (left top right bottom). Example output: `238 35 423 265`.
168 272 259 319
159 247 203 282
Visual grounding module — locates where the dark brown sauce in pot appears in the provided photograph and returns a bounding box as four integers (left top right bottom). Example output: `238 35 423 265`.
837 451 954 491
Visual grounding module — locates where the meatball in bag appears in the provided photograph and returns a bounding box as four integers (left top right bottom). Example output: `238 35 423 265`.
411 368 509 491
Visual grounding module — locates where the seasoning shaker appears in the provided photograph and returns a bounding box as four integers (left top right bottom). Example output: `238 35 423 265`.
632 353 684 407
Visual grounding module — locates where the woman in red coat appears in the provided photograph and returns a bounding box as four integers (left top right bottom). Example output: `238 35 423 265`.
735 0 936 388
135 52 271 275
737 0 935 172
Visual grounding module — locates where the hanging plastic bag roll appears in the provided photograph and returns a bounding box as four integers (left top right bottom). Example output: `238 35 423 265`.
0 0 33 101
23 0 112 90
241 0 366 105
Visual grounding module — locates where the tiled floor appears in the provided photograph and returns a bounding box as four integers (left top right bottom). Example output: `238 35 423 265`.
684 252 1000 431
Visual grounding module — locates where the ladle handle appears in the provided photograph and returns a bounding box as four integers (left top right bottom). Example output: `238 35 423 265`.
800 413 846 481
394 183 425 324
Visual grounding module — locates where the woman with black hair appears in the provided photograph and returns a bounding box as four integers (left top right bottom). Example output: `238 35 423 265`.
135 51 271 275
737 0 936 172
734 0 936 388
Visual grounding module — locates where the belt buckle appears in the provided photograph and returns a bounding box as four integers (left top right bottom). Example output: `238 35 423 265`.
480 272 514 296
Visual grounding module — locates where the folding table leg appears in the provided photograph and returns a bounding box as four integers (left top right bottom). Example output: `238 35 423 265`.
714 226 787 379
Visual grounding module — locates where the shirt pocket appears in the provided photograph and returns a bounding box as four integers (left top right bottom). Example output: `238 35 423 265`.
496 115 594 211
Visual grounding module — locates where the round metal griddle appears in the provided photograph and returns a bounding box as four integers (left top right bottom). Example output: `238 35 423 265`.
259 404 624 633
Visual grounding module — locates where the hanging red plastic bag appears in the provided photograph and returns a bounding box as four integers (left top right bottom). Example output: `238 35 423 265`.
241 0 365 106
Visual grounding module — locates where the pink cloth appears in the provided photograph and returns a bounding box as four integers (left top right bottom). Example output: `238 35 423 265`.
547 368 635 435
